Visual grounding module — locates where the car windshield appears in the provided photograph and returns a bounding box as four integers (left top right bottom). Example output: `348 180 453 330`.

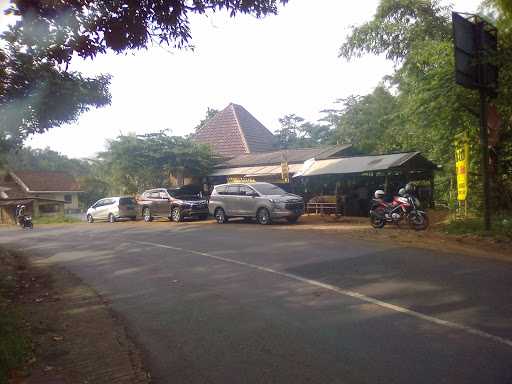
252 184 286 196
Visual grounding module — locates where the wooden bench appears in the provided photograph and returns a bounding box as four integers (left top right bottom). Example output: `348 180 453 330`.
306 202 338 215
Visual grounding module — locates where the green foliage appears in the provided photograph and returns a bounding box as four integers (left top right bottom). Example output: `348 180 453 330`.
1 0 287 158
0 305 29 383
6 0 289 64
75 175 110 208
275 114 330 149
0 251 30 383
337 0 512 212
328 85 401 154
441 215 512 239
33 215 81 224
7 147 92 177
194 108 219 133
339 0 451 62
99 131 216 194
0 28 111 157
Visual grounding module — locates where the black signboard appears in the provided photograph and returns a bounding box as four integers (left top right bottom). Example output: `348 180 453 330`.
452 12 498 92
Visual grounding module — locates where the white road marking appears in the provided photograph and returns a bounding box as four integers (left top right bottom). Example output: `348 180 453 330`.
134 240 512 349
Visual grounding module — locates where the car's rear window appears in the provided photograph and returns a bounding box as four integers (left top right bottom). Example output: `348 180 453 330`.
119 197 135 205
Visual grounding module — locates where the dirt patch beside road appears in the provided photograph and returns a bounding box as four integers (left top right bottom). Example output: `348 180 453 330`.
1 248 150 384
277 214 512 263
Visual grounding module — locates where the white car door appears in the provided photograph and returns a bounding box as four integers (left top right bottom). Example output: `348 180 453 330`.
90 199 104 219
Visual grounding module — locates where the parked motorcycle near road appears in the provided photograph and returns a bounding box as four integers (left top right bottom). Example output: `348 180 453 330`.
369 184 429 230
15 205 33 229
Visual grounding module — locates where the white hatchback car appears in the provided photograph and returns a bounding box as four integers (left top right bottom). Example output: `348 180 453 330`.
86 196 138 223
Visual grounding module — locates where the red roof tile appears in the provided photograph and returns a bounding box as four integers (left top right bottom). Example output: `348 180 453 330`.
9 171 81 192
194 103 275 157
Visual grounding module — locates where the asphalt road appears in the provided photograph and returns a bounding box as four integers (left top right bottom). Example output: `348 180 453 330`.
1 220 512 383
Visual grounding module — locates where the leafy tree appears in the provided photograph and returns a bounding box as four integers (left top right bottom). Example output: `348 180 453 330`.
5 0 289 64
0 36 110 158
194 107 219 133
339 0 512 210
77 175 111 208
6 147 92 177
329 85 401 154
275 114 331 149
1 0 287 158
275 114 305 148
339 0 451 63
99 131 215 194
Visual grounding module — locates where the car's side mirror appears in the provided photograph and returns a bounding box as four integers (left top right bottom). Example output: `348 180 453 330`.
250 192 258 198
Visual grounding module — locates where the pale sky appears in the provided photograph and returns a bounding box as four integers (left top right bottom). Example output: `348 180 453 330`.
1 0 482 159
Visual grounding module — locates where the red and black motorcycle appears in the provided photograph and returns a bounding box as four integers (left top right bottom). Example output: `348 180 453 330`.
369 188 429 230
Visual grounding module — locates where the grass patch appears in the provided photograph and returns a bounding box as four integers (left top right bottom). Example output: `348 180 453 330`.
441 216 512 240
0 250 30 383
0 305 30 383
33 215 81 225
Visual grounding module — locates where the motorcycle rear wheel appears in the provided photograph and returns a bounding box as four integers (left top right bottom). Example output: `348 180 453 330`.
370 209 386 229
409 212 429 231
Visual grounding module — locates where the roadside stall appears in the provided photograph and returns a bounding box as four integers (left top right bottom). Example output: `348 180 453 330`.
208 151 437 217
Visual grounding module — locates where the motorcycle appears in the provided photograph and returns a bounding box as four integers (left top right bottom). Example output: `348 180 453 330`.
369 190 429 230
17 215 33 229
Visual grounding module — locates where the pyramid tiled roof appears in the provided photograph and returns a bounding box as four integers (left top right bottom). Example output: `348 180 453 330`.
194 103 275 157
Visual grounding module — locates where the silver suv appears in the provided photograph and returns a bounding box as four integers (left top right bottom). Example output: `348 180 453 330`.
208 182 304 225
86 196 138 223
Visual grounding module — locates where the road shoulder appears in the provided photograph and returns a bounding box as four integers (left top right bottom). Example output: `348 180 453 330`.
2 247 151 384
275 215 512 263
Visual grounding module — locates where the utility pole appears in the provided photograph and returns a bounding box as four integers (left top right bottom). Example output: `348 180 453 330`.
479 85 491 230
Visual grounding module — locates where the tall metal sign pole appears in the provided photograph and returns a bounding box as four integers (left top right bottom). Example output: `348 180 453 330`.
452 12 498 230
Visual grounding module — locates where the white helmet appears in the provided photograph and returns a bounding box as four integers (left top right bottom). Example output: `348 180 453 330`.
374 190 385 199
398 188 406 196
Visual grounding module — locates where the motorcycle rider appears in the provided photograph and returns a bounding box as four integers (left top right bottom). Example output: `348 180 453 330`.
15 204 26 226
15 204 32 228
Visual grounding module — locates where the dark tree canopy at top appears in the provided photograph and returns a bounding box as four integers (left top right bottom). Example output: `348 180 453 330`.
6 0 289 64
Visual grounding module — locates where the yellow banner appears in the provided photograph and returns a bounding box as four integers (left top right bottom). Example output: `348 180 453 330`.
454 134 469 201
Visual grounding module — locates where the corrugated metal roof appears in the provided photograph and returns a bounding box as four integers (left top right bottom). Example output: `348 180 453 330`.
210 163 303 177
299 152 427 176
220 144 353 167
210 152 436 178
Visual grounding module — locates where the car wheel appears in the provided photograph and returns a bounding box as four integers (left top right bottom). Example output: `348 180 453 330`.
171 207 183 222
256 208 271 225
215 208 227 224
143 207 152 222
86 214 94 224
108 213 116 223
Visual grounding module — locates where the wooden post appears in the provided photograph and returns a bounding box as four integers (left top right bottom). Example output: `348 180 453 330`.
429 172 435 208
